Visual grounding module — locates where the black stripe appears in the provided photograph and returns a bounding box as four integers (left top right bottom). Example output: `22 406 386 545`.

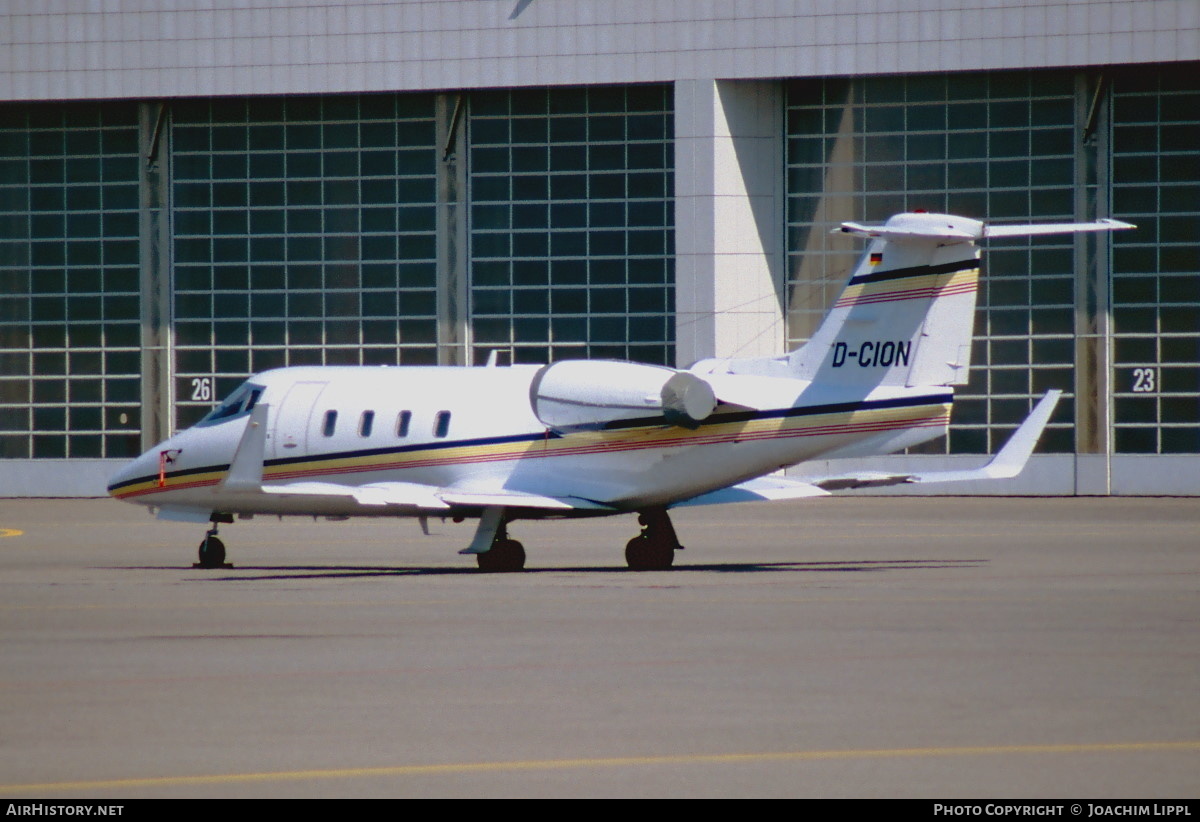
848 259 977 286
106 428 560 493
601 392 953 430
109 392 953 492
267 428 557 468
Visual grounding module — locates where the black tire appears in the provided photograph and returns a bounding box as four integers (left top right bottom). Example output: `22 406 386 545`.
197 535 226 568
625 535 674 571
476 538 526 573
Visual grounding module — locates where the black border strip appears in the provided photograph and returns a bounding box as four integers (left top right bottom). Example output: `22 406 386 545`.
848 259 978 286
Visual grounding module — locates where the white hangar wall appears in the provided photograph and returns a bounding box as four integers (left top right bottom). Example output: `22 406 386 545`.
1 2 1198 496
2 1 1197 99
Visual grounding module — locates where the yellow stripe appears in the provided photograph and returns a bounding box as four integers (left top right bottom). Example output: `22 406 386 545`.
3 740 1195 794
124 402 951 496
260 402 948 481
0 528 23 538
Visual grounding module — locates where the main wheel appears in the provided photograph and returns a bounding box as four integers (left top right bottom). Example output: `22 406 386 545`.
476 538 526 573
197 534 226 569
625 535 674 571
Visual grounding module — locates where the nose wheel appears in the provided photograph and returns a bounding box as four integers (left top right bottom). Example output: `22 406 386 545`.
194 514 233 569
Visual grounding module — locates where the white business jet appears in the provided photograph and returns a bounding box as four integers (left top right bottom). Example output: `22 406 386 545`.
108 212 1132 571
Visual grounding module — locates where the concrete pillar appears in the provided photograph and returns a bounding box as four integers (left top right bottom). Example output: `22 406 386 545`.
674 79 785 367
436 93 471 366
1073 71 1113 494
138 101 173 445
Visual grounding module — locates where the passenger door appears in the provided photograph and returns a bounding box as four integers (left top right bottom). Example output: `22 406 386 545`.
268 381 329 460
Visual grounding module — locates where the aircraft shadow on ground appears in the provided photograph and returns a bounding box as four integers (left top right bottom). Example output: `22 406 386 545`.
117 558 987 581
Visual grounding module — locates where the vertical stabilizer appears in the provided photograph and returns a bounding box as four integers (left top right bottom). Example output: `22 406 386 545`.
789 213 984 390
692 212 1133 392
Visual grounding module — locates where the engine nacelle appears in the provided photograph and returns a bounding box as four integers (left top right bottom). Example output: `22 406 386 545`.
530 360 717 431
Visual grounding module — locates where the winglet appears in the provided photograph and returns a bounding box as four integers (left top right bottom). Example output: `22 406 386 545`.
221 403 268 493
809 389 1063 491
912 390 1062 484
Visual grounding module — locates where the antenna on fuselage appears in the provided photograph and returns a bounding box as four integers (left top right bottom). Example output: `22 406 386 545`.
484 350 512 367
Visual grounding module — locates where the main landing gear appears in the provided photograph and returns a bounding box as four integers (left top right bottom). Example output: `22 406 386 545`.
195 513 234 569
466 506 682 572
624 507 683 571
475 520 526 573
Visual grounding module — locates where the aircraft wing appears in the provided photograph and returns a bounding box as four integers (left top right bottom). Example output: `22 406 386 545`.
673 475 830 507
257 480 612 512
678 389 1061 504
810 389 1062 490
437 488 613 511
262 480 452 510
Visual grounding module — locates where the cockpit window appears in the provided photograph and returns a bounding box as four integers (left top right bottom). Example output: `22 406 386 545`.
199 383 264 425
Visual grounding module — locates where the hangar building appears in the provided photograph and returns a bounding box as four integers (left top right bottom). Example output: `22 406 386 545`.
1 1 1198 495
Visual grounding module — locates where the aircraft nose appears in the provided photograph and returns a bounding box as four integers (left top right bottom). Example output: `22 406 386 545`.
107 455 139 498
107 447 159 500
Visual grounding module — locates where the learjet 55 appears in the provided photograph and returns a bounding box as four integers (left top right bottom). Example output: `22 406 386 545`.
108 212 1132 571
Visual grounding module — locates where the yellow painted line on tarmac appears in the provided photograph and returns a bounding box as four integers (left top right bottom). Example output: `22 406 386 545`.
2 741 1197 795
0 529 23 538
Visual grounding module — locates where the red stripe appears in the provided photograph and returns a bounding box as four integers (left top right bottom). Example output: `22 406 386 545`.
121 411 950 497
249 413 950 482
835 281 977 308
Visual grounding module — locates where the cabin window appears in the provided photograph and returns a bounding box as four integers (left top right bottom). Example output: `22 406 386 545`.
359 410 374 437
434 410 451 438
396 410 412 437
322 410 337 437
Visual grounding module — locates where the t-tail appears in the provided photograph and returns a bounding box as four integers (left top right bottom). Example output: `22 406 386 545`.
695 211 1134 393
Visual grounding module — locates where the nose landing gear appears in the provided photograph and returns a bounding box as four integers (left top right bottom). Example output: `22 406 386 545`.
194 513 234 569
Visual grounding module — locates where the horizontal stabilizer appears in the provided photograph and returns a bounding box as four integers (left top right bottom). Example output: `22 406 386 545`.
838 215 1135 244
984 218 1135 238
675 476 829 508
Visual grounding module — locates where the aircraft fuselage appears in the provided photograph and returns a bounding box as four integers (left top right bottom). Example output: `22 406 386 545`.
107 364 951 520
